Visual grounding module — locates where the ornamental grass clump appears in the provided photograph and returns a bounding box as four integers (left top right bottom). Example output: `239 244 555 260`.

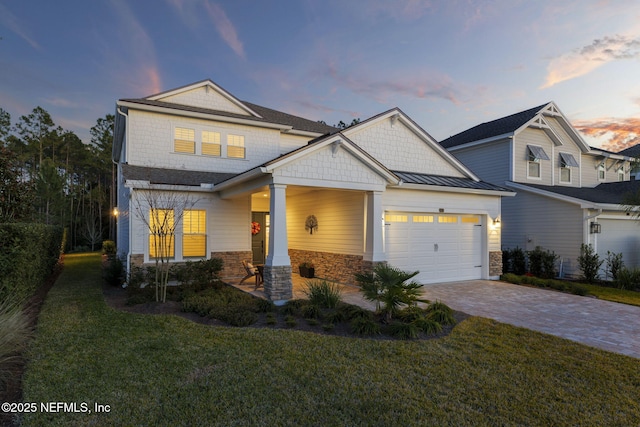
303 279 342 309
0 296 32 389
355 264 428 322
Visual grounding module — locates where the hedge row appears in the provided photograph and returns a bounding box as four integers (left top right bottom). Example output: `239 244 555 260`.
0 223 64 304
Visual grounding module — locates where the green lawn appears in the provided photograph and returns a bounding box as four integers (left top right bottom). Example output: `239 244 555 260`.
583 283 640 306
20 253 640 426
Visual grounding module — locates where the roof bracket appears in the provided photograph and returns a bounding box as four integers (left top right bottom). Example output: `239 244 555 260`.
390 114 399 126
331 140 343 157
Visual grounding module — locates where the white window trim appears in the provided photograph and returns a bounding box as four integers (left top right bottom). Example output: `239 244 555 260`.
527 159 542 180
171 123 247 160
559 165 571 183
598 163 606 181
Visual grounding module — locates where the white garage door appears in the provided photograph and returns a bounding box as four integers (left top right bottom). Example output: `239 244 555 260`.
385 212 483 284
597 219 640 270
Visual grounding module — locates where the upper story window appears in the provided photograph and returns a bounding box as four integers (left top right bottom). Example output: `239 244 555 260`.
174 128 195 154
227 134 245 159
527 145 549 179
559 153 578 183
202 131 221 157
618 166 625 182
598 163 606 181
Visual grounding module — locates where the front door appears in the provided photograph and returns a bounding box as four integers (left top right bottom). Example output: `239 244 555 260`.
251 212 268 264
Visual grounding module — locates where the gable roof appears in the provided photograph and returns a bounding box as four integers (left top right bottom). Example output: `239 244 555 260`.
122 164 236 186
509 180 640 206
440 102 592 153
342 107 481 181
393 171 512 193
440 104 546 149
619 143 640 158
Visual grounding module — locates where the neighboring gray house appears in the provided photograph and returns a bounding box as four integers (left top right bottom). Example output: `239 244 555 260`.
440 102 640 278
113 80 513 302
619 143 640 180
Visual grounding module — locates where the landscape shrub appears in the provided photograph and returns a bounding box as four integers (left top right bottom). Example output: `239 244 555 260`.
605 251 624 282
101 240 116 255
500 273 522 284
303 279 342 309
616 267 640 291
350 317 381 335
413 317 442 335
578 244 603 283
0 223 63 304
103 256 125 286
0 297 32 390
355 264 427 321
425 301 456 326
527 246 558 279
507 247 527 274
387 321 420 339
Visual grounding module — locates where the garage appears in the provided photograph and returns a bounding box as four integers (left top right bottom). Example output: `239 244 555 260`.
597 218 640 271
385 212 483 284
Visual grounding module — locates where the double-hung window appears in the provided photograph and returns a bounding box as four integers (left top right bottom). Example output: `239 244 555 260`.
227 134 245 158
598 163 606 181
183 210 206 257
527 145 549 179
174 127 195 154
202 131 221 156
149 209 175 259
559 153 578 183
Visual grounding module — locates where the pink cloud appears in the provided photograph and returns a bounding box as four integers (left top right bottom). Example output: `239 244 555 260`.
573 117 640 152
542 34 640 89
204 2 245 59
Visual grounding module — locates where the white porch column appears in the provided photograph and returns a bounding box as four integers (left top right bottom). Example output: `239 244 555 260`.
264 183 292 303
266 183 291 266
364 191 385 263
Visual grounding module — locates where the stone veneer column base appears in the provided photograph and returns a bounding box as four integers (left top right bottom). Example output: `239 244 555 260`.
263 265 292 303
130 254 144 267
489 251 503 277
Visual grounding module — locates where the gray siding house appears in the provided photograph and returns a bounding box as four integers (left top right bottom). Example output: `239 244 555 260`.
440 102 640 278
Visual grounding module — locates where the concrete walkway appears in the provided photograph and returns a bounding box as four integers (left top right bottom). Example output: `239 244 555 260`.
419 280 640 359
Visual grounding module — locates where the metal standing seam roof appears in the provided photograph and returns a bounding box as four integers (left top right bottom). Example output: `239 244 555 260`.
393 171 512 192
122 164 237 186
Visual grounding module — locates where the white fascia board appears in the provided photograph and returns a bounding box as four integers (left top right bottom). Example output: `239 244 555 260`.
125 180 210 193
594 203 626 211
446 133 514 152
146 80 262 118
398 182 516 197
542 102 591 152
505 182 597 208
117 100 294 132
587 150 632 162
515 115 564 147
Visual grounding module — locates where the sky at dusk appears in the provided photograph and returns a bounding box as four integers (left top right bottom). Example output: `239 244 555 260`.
1 0 640 152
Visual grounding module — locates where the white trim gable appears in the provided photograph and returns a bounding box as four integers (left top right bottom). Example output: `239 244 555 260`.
146 80 262 118
342 109 480 181
516 111 564 146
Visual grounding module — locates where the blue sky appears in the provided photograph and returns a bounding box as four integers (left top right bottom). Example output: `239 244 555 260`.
1 0 640 151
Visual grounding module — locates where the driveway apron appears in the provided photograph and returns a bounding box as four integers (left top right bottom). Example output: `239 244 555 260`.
420 280 640 359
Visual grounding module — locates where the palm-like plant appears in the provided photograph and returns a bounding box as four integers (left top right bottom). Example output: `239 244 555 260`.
355 264 427 322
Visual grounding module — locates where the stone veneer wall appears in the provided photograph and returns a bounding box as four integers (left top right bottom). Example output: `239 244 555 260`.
289 249 377 284
212 251 252 281
263 265 292 302
489 251 502 277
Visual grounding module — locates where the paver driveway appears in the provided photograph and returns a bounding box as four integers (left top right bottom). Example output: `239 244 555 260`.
418 280 640 359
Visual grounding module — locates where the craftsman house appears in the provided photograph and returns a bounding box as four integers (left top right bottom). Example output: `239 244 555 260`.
113 79 513 302
440 102 640 278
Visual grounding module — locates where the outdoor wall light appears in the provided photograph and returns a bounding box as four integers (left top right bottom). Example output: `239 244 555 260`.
493 217 501 226
113 207 119 217
590 222 601 234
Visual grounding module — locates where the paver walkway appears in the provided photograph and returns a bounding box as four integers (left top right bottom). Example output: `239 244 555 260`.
418 280 640 359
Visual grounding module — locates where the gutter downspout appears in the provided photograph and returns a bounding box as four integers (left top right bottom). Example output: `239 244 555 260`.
116 107 132 274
